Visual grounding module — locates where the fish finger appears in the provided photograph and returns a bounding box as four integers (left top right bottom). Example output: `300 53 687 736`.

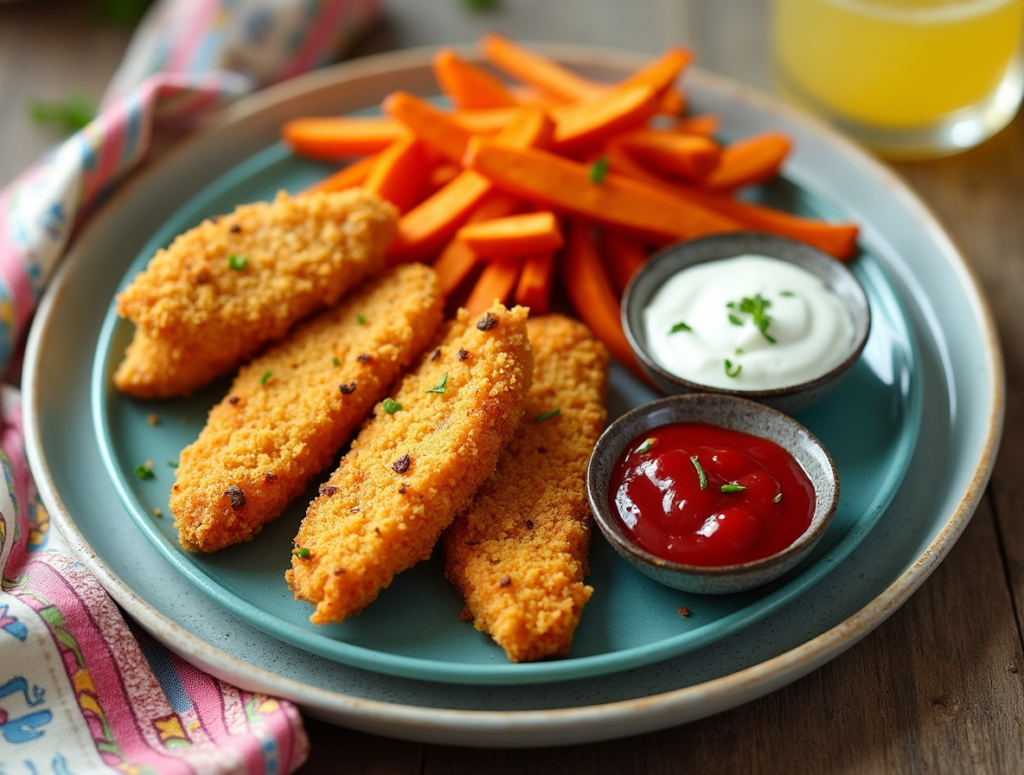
287 303 533 625
115 188 395 398
171 264 444 552
442 314 609 662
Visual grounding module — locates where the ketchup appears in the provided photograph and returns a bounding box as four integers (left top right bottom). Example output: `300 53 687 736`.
609 422 815 567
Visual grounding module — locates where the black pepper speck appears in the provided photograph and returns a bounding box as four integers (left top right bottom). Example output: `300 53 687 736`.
477 312 498 330
392 454 411 474
225 485 246 511
339 382 357 394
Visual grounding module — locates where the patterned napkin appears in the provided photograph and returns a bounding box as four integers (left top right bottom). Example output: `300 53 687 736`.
0 0 376 770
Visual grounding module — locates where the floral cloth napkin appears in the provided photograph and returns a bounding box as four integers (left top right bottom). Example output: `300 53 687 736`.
0 0 376 771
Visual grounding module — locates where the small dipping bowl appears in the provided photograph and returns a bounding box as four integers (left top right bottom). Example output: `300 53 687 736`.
587 393 839 595
623 232 871 414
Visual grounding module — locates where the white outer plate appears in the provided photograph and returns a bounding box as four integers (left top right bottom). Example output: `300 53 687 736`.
24 46 1003 747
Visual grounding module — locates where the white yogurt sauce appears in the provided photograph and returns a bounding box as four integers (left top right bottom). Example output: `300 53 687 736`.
643 254 854 390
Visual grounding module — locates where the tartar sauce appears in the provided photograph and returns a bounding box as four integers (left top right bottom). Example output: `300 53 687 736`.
643 254 854 390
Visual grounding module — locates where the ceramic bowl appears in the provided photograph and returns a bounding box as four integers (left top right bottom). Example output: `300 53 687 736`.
586 393 840 595
622 232 871 414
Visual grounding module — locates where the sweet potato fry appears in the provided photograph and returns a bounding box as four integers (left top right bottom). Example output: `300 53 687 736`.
513 251 555 314
363 136 431 213
432 193 521 296
434 47 519 109
603 142 858 259
702 131 793 190
383 91 477 164
563 220 645 379
618 129 721 181
464 137 740 242
602 227 649 293
481 32 603 101
283 117 405 158
458 212 564 258
465 259 522 316
551 84 662 154
302 154 379 195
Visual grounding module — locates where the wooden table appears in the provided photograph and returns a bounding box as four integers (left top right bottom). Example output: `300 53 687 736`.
3 0 1022 771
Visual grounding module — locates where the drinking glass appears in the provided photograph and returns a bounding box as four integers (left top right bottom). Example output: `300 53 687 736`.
772 0 1024 159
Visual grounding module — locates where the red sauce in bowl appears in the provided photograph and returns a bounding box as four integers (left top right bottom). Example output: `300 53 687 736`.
609 422 816 567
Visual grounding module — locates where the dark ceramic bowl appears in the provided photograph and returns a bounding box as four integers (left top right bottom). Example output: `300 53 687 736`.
587 393 839 595
622 233 871 414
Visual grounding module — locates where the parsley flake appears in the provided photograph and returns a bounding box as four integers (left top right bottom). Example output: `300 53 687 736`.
724 359 742 378
533 409 560 423
588 156 609 184
426 373 448 394
669 321 692 334
260 371 273 385
727 293 776 343
690 455 707 490
780 290 795 297
721 483 746 493
292 547 310 559
227 254 248 270
383 397 402 414
332 356 340 367
134 464 154 480
637 437 658 454
356 314 367 325
774 492 783 503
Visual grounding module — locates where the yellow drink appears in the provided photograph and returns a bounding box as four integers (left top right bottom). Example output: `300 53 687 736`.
773 0 1024 151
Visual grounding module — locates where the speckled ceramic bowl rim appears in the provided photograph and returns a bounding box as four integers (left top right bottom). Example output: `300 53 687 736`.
622 233 872 400
21 46 1004 746
587 394 839 579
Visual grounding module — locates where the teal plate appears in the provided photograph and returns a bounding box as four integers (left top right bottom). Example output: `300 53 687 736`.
91 140 920 685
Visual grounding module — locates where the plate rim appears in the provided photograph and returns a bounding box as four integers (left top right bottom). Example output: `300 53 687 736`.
22 44 1005 741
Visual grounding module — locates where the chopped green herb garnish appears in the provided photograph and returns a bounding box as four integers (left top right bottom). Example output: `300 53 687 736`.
735 348 744 356
426 373 449 394
356 314 367 325
721 484 746 493
168 460 179 468
727 293 776 343
669 321 692 334
588 156 609 184
780 290 795 297
291 547 310 559
690 455 707 490
134 464 154 480
227 254 248 270
260 371 273 385
637 437 658 454
724 359 742 378
30 95 96 133
774 492 783 503
383 397 403 414
533 409 561 423
331 356 340 367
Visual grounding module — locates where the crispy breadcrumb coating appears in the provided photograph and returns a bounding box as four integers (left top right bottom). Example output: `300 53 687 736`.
170 264 443 552
287 303 533 625
115 189 396 398
442 315 609 662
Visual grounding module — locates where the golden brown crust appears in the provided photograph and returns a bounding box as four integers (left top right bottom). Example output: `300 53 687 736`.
170 264 444 552
114 189 396 398
442 314 609 662
287 303 533 626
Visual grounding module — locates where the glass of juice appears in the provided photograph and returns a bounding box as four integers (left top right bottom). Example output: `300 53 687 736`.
772 0 1024 158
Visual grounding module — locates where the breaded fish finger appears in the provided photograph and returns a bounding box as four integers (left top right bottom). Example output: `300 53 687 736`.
115 189 395 398
287 303 533 625
171 264 444 552
442 315 609 662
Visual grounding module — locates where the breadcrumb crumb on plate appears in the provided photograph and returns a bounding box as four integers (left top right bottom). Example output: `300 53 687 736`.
114 189 396 398
443 315 609 662
171 264 444 553
287 303 533 626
